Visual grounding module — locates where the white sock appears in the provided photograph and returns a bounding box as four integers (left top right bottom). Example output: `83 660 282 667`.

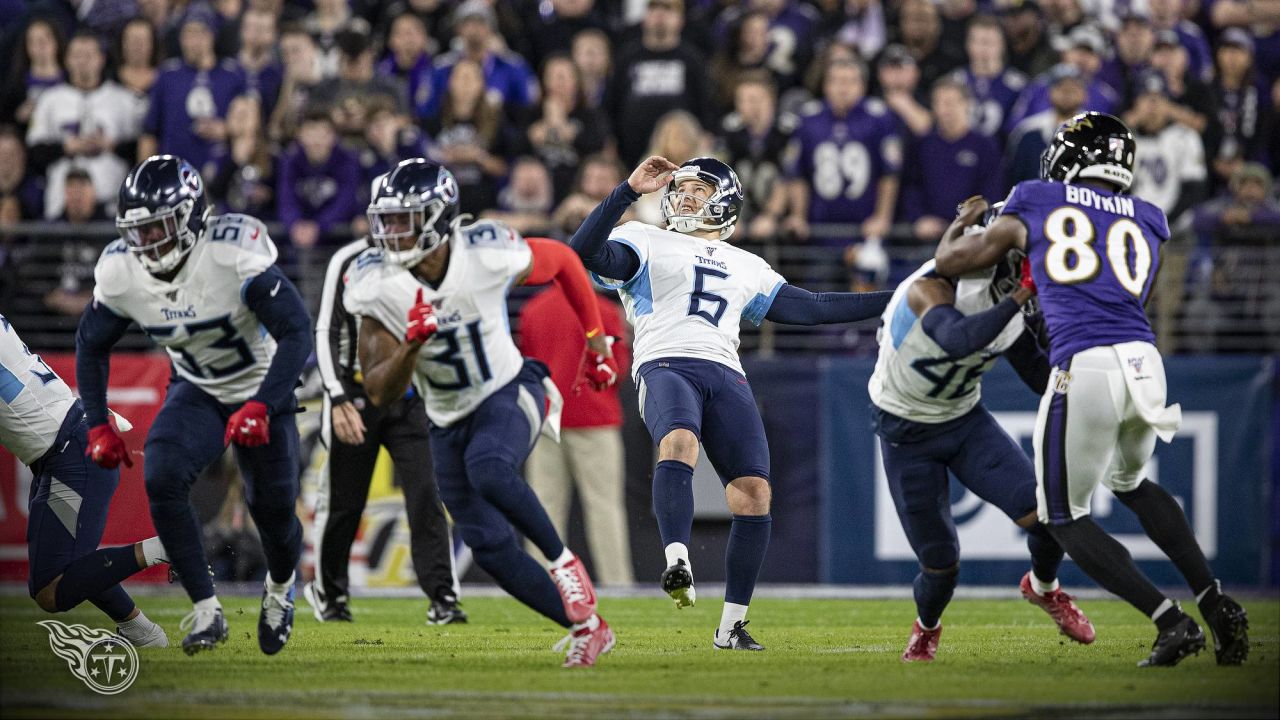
140 537 167 567
1030 573 1060 596
1150 598 1175 622
917 616 941 632
549 548 574 569
195 596 221 612
718 602 748 635
118 610 151 630
664 543 690 571
265 572 295 596
571 614 599 633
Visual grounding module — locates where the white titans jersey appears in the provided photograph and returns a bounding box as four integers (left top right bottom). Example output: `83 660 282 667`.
593 221 786 376
869 261 1024 424
344 219 530 427
0 317 76 464
1130 122 1207 215
92 214 279 405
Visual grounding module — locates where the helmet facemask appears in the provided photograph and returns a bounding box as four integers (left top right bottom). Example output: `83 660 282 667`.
368 194 449 268
117 199 199 275
661 172 738 240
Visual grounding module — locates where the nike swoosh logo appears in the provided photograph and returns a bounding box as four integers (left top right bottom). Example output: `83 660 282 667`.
270 280 281 297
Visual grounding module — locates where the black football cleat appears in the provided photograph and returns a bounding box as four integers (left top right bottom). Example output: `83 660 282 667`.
258 581 296 656
427 594 468 625
1205 595 1249 666
714 620 765 651
179 606 228 656
661 559 695 609
302 581 353 622
1138 614 1205 667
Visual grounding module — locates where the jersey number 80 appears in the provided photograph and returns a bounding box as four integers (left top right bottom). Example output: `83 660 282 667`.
1041 206 1153 298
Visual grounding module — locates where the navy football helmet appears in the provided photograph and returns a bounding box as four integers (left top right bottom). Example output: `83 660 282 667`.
660 157 745 240
116 155 209 275
1040 111 1136 192
367 158 460 267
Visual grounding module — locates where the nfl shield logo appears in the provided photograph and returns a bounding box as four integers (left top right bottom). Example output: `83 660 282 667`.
1127 357 1144 374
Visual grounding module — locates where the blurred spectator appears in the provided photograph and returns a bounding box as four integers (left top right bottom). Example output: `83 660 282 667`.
607 0 714 165
1004 63 1086 186
1000 1 1055 77
958 14 1027 139
550 153 635 236
710 10 774 112
936 0 979 55
715 0 820 91
829 0 888 61
0 128 44 221
2 18 65 128
1147 30 1217 137
519 0 611 71
571 28 612 109
236 8 283 122
877 44 931 136
1004 25 1120 134
633 110 711 225
1191 162 1280 249
484 156 555 235
717 70 796 241
43 169 107 318
1147 0 1213 82
1127 71 1207 222
270 23 324 143
306 0 371 78
895 0 965 91
423 1 537 120
277 110 362 249
1039 0 1085 44
209 94 276 219
901 77 1001 242
524 54 610 203
313 28 405 143
113 17 160 101
138 15 245 180
1099 9 1154 104
784 58 901 247
376 12 434 120
424 57 512 216
519 283 634 586
26 32 140 220
359 98 431 194
1212 29 1274 190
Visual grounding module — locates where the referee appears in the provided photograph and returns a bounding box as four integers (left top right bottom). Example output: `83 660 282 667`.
302 236 465 625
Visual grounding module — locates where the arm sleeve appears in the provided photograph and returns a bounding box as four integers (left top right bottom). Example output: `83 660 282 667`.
526 237 606 338
244 265 314 414
75 299 133 427
567 181 643 281
1003 326 1051 394
763 284 894 326
315 247 356 403
919 299 1022 357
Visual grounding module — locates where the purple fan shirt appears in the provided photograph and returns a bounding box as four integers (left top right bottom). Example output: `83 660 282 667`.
143 59 246 177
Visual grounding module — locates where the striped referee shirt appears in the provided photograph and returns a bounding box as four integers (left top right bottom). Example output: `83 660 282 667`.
315 238 372 405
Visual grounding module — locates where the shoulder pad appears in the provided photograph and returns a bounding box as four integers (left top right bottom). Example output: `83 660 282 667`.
459 219 525 251
798 100 824 118
343 248 397 310
94 240 138 301
864 98 888 117
204 214 278 279
1004 70 1028 90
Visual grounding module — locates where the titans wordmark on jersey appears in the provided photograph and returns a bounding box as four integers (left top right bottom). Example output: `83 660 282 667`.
343 219 530 427
869 261 1024 424
92 214 279 405
0 317 75 465
593 221 786 377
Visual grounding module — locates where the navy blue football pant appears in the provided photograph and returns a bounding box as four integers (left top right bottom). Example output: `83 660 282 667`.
27 400 137 619
144 379 302 602
429 361 571 627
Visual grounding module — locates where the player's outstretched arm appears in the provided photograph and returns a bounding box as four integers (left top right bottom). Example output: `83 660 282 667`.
911 270 1034 357
243 266 314 414
933 196 1027 277
763 285 895 326
75 299 133 428
1003 327 1051 394
567 156 676 279
357 314 422 408
520 238 618 388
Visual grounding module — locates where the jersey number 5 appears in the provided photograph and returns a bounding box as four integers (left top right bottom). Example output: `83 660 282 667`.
1042 207 1153 297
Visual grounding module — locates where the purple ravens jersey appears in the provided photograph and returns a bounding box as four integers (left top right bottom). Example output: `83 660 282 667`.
960 68 1026 138
1001 180 1169 366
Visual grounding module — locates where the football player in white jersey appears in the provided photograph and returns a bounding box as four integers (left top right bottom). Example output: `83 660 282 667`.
345 159 618 667
76 156 313 656
869 203 1093 662
0 317 169 647
570 156 893 651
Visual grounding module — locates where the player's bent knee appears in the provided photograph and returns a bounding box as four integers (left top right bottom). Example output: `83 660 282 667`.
465 457 521 498
918 541 959 572
726 476 771 515
1015 510 1040 529
33 580 60 613
657 429 699 465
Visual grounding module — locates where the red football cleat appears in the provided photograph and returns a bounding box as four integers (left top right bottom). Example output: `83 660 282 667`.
550 553 598 624
1021 572 1096 644
557 615 616 668
902 619 941 662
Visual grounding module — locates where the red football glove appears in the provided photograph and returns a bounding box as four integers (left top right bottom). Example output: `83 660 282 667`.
225 400 270 447
1020 257 1037 294
583 346 619 391
86 423 133 469
406 288 439 345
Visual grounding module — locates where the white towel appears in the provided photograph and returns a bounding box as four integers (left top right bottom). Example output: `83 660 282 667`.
1114 341 1182 443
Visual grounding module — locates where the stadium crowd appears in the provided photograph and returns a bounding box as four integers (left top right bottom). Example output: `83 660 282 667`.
0 0 1278 352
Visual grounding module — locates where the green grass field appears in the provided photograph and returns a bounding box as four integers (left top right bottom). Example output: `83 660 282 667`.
1 593 1276 719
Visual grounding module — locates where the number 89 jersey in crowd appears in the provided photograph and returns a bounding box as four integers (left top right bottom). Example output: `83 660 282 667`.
343 219 529 427
869 261 1024 423
999 179 1169 367
592 221 786 377
91 214 279 404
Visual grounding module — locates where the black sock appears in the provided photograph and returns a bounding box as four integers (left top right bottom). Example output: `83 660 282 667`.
1154 601 1189 632
913 566 958 629
1046 517 1169 618
1114 479 1218 606
1025 522 1064 587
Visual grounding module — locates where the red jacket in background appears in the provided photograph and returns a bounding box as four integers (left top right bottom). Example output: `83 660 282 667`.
518 286 631 429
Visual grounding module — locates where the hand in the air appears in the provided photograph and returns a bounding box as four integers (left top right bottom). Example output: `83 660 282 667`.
406 288 439 345
583 345 619 390
225 400 270 447
86 423 133 469
627 156 679 194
